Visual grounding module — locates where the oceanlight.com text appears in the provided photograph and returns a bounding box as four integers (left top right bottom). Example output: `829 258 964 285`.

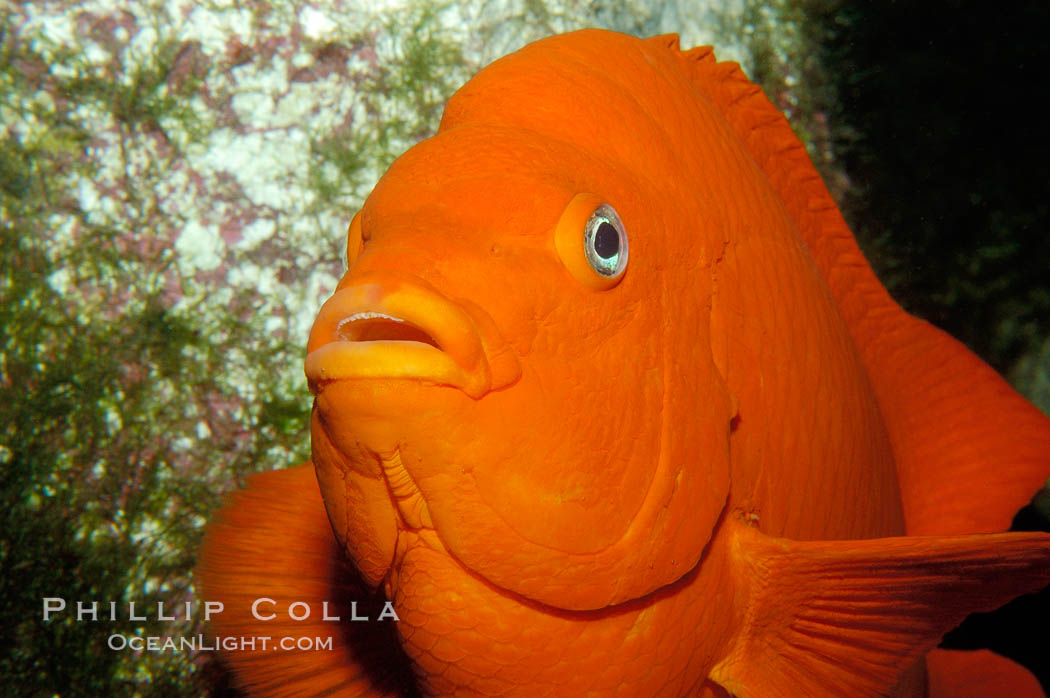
107 634 334 652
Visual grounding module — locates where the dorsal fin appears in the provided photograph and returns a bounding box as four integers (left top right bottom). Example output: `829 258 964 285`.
649 35 1050 535
647 34 895 321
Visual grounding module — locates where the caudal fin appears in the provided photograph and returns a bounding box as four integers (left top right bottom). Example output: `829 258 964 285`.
856 316 1050 536
196 463 416 697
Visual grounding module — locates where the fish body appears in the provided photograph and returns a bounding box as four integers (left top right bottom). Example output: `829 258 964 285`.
199 30 1050 696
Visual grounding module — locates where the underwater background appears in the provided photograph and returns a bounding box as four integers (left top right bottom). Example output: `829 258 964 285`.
2 0 1047 694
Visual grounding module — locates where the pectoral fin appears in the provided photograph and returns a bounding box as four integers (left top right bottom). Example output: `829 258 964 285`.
711 517 1050 697
196 463 417 697
926 648 1044 698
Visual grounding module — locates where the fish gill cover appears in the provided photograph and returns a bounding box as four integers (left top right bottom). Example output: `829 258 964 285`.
1 0 1047 694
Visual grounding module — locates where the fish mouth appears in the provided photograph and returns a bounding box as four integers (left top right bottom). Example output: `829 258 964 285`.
305 272 503 398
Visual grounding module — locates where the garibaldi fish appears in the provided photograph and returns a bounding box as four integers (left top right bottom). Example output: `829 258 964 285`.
198 30 1050 697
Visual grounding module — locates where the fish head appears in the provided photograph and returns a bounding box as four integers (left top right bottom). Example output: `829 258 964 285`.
306 31 740 612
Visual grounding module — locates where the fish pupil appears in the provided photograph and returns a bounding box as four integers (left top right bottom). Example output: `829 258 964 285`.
594 221 619 259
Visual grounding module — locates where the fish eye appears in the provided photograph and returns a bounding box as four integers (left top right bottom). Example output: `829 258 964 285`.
584 205 628 278
554 193 629 290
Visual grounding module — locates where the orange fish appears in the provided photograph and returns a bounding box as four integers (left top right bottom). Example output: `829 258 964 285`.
198 30 1050 696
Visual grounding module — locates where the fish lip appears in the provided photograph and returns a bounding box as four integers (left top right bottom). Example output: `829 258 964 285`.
304 272 493 398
